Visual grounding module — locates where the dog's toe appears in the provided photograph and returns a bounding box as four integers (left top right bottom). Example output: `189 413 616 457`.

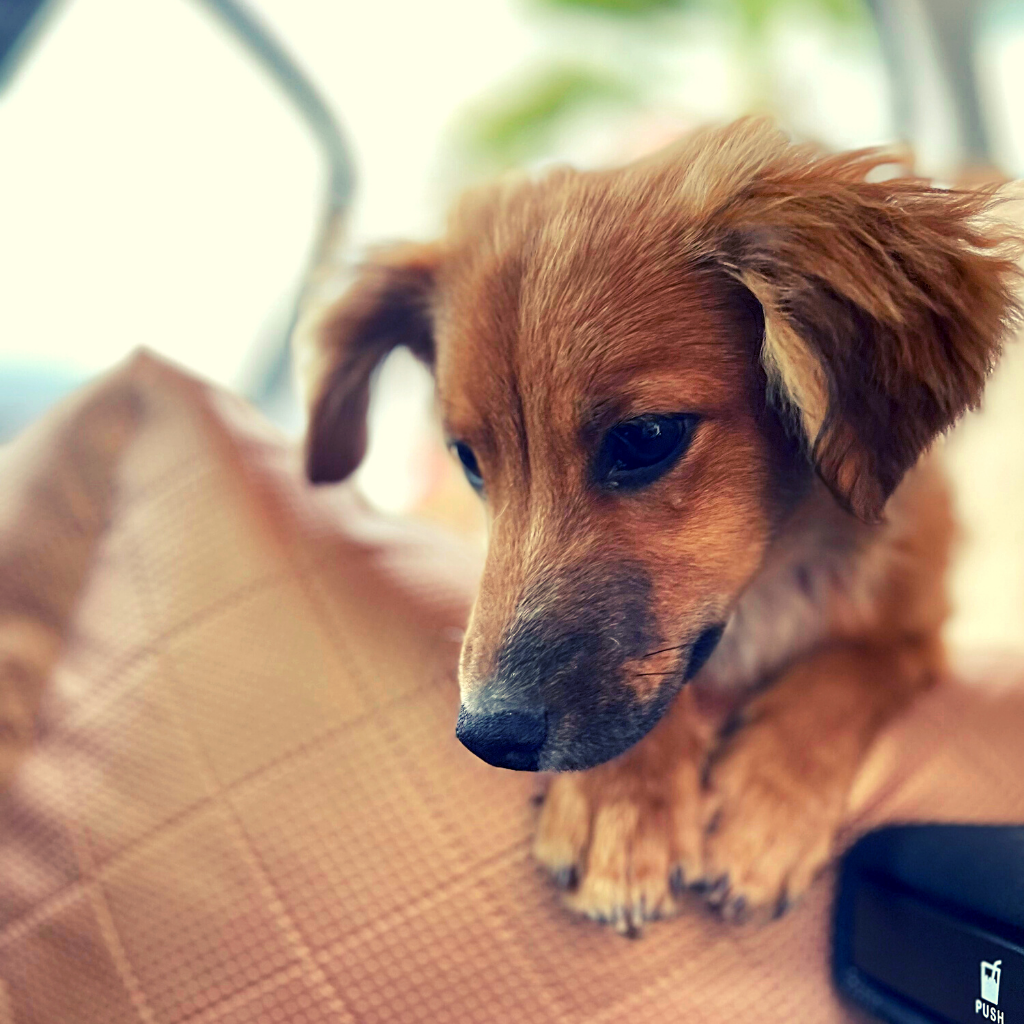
533 774 589 888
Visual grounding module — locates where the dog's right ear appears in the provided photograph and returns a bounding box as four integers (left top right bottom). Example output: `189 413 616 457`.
300 243 440 484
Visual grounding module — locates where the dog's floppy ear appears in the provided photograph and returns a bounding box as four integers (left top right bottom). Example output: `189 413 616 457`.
712 134 1023 521
300 243 439 484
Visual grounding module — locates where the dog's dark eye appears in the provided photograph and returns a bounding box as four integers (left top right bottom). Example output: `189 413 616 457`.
451 441 484 492
594 414 697 491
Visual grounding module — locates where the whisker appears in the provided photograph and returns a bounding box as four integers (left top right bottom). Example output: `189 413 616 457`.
633 671 679 678
491 500 510 527
641 644 687 660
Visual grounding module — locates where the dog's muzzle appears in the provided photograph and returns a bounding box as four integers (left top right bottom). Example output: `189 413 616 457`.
453 563 724 772
454 621 722 772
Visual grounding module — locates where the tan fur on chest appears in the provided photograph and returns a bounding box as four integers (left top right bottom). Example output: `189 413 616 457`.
700 456 956 695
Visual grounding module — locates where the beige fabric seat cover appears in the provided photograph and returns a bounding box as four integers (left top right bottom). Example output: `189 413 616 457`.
0 352 1022 1024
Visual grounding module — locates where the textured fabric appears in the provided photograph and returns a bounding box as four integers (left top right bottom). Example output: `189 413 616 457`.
0 351 1023 1024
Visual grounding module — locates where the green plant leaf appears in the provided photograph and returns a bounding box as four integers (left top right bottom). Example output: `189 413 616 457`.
532 0 690 16
532 0 866 24
459 62 635 167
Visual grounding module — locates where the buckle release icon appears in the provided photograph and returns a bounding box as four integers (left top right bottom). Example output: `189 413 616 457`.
983 961 1003 1006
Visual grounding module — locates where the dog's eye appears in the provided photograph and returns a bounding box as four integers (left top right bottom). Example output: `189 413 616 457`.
451 441 484 492
594 414 697 491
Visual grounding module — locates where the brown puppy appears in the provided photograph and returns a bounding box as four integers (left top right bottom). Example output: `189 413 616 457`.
300 120 1023 930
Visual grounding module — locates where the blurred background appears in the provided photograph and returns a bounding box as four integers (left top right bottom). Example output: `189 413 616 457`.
1 0 1023 653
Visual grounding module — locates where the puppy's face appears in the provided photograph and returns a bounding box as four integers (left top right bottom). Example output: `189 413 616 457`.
433 203 798 770
303 121 1021 773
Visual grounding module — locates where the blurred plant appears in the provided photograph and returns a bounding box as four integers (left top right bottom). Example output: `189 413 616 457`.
455 0 871 173
536 0 863 19
463 63 638 168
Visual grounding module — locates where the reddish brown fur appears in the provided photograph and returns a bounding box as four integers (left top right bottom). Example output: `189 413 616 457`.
301 119 1023 929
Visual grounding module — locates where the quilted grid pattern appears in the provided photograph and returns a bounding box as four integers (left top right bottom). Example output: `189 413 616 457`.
0 350 1022 1024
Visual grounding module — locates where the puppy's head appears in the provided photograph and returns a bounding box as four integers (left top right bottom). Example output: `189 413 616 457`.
302 120 1022 771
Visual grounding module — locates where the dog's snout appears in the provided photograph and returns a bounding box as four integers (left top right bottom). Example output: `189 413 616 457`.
456 706 547 771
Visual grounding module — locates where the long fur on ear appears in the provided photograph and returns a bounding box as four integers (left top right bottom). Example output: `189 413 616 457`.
677 120 1024 521
299 243 439 484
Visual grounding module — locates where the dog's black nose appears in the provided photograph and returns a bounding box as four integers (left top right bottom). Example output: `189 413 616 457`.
456 706 547 771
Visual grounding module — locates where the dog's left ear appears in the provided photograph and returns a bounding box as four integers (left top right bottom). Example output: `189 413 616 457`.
299 243 440 484
719 145 1023 522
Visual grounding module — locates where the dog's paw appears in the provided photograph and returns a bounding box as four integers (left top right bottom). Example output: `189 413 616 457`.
699 712 843 922
533 755 704 935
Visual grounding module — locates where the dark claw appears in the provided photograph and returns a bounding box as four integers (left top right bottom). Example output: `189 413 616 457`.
773 892 793 920
617 903 641 938
721 894 748 923
670 866 687 895
706 875 730 907
552 865 578 890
